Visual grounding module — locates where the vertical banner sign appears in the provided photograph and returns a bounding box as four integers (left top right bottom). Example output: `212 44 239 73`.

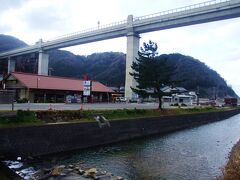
83 80 92 96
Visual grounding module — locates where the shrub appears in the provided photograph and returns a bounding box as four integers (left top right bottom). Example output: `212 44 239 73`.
0 110 37 124
16 98 28 103
36 110 84 123
16 110 37 122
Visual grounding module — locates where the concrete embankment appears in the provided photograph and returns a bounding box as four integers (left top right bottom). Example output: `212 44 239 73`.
0 109 240 158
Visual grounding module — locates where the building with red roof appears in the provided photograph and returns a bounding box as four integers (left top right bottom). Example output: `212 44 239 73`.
2 72 114 103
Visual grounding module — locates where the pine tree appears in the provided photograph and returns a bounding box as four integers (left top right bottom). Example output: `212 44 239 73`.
130 40 177 109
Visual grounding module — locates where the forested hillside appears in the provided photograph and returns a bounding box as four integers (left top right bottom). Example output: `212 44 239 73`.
166 53 236 97
49 50 126 87
0 34 27 53
0 34 237 98
0 35 28 73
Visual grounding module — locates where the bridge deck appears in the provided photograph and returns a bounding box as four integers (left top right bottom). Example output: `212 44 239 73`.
0 0 240 59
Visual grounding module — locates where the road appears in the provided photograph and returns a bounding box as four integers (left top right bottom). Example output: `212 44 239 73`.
0 102 160 111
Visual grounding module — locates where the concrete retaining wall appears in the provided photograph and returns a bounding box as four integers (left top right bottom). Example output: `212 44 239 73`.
0 109 239 158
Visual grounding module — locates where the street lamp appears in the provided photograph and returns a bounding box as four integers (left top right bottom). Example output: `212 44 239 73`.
97 21 100 29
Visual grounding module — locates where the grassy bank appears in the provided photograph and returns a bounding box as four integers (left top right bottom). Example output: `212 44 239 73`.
219 140 240 179
0 110 43 128
0 107 233 128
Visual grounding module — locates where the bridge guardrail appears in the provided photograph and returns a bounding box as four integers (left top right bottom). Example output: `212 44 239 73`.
133 0 230 21
46 19 127 42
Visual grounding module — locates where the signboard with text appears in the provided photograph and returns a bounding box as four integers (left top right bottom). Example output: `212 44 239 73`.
83 80 92 96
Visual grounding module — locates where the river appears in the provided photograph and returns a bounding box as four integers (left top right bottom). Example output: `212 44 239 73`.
6 113 240 179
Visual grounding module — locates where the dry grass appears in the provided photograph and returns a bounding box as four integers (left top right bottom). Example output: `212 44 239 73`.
219 141 240 180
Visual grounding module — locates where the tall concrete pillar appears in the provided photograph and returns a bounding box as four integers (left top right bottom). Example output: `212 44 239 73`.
38 50 49 75
125 15 140 100
7 57 15 74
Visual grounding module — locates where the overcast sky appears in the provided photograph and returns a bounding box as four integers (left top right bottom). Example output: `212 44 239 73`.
1 0 240 95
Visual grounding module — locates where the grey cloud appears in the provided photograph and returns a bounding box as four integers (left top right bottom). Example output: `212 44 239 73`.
0 24 12 33
0 0 28 11
23 7 68 32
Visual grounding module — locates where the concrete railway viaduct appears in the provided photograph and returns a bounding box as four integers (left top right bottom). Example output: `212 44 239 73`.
0 0 240 99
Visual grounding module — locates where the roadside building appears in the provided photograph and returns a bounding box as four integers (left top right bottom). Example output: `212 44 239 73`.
171 94 194 106
2 72 113 103
109 86 125 102
224 96 238 107
161 86 188 94
137 86 197 106
161 87 198 106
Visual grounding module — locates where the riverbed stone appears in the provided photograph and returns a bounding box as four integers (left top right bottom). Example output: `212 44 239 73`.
46 177 56 180
76 168 85 175
51 165 66 176
114 176 124 180
68 164 74 169
63 168 74 174
100 171 107 175
83 168 98 178
31 169 51 179
106 172 113 176
61 173 89 180
96 174 112 180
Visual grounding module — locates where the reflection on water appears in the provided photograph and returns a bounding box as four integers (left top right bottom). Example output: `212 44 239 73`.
8 114 240 179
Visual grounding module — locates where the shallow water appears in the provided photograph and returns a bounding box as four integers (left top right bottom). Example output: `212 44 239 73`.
6 114 240 179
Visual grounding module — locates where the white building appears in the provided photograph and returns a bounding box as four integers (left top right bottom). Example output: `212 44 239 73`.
162 88 198 106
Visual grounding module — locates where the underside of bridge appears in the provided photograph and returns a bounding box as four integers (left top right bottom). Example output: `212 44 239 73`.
7 51 49 76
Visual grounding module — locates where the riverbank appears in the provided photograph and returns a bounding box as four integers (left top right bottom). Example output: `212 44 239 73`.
0 108 239 158
0 107 232 128
220 140 240 179
3 112 240 180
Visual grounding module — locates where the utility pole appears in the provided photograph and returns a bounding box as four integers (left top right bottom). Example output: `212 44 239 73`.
197 86 199 106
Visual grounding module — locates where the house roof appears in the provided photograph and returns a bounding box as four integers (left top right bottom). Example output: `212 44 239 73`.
7 72 114 93
161 86 187 93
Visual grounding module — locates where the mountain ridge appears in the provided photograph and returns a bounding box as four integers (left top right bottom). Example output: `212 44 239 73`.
0 34 237 98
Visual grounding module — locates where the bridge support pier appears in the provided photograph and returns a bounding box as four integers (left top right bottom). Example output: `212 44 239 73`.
125 33 140 100
7 57 15 74
125 16 140 100
38 50 49 75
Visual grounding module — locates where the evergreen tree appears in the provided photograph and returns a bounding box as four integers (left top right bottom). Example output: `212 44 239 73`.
130 41 177 109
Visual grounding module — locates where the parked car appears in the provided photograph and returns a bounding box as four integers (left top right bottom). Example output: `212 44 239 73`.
114 97 127 103
115 97 120 102
119 97 127 102
129 98 138 103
